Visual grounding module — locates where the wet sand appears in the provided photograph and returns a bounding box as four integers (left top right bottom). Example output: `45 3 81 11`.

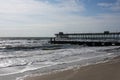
24 56 120 80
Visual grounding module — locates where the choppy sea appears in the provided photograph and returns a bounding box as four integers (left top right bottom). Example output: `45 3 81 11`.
0 37 119 80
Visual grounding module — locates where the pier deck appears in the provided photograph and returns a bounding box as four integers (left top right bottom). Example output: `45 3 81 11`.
50 31 120 46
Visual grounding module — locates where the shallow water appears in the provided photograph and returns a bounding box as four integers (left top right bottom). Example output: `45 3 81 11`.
0 38 120 80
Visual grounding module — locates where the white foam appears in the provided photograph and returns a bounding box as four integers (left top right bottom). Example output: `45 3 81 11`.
0 45 119 80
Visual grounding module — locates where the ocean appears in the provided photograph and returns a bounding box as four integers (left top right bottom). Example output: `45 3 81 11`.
0 37 119 80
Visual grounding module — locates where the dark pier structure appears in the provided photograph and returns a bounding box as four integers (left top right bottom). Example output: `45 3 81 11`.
50 31 120 46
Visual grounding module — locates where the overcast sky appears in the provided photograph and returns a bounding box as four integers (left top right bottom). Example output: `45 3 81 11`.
0 0 120 37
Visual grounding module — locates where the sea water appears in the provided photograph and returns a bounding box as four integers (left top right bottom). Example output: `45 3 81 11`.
0 37 119 80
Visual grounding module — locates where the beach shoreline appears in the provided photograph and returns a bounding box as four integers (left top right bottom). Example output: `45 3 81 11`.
23 56 120 80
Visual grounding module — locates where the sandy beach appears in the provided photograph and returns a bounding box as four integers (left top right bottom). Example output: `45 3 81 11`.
24 56 120 80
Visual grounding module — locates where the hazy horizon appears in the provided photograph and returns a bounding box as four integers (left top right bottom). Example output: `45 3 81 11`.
0 0 120 37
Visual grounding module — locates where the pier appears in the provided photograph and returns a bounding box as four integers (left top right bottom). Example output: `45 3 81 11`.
50 31 120 46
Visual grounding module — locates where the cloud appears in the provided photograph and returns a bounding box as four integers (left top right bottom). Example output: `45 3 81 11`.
0 0 85 25
0 0 84 15
111 0 120 11
56 0 85 13
0 0 87 36
98 3 113 7
98 0 120 11
0 0 119 36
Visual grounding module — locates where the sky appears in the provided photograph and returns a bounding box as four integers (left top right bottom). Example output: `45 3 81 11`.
0 0 120 37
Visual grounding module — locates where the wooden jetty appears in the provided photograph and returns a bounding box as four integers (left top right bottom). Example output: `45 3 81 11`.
50 31 120 46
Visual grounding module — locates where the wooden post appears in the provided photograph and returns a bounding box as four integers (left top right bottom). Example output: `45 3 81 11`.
117 34 119 40
50 38 52 42
54 38 55 41
118 34 120 40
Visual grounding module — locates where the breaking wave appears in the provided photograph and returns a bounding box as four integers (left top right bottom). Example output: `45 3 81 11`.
0 38 119 80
